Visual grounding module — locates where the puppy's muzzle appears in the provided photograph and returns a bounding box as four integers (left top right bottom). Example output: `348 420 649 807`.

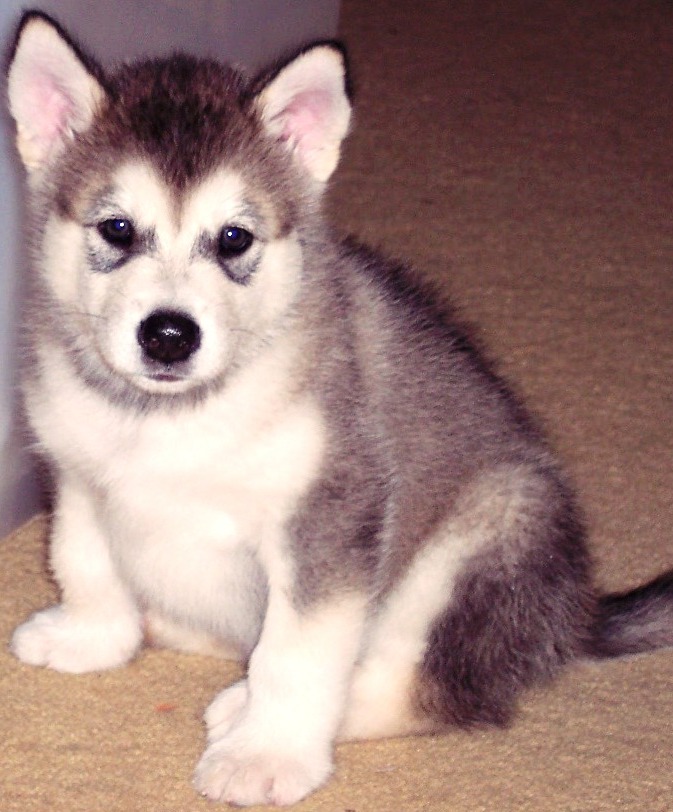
137 310 201 365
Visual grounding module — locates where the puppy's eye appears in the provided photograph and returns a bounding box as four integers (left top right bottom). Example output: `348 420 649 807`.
218 226 253 257
98 218 135 248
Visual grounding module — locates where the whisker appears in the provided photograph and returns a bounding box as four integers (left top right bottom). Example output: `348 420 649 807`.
59 307 110 323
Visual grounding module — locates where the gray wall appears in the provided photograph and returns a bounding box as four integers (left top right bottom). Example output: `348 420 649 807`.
0 0 340 537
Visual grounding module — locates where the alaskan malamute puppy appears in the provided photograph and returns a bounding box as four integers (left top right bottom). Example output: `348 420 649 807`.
7 11 673 807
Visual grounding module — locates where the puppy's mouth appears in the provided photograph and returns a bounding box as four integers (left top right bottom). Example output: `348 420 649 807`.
136 365 198 392
148 372 186 383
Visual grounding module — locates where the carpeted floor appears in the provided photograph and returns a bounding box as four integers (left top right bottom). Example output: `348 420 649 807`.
2 1 673 809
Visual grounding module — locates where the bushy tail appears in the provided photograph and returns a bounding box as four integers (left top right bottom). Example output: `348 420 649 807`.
589 570 673 658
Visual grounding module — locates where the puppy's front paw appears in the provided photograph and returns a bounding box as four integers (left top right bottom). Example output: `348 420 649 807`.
193 727 332 807
11 606 140 673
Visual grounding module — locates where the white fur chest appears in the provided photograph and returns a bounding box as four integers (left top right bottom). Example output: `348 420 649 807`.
30 344 325 504
26 347 326 639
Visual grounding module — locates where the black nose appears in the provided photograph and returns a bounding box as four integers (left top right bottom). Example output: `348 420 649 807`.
137 310 201 364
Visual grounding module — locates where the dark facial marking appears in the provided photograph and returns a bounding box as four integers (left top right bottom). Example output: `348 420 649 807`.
86 218 156 274
192 228 259 286
101 56 255 189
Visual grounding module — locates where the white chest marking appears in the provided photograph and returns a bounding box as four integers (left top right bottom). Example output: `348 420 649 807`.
28 343 326 643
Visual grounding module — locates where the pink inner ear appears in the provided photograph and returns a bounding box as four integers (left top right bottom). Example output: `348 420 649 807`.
278 90 335 151
26 74 75 147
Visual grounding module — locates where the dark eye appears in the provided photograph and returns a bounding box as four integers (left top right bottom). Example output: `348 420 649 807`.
218 226 253 257
98 218 135 248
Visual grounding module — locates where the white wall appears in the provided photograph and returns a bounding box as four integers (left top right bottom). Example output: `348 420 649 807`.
0 0 340 537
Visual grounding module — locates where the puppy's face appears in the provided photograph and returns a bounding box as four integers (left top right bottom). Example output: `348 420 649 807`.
42 156 303 402
9 15 351 406
31 51 310 405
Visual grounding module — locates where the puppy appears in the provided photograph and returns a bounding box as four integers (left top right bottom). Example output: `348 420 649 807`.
7 11 673 807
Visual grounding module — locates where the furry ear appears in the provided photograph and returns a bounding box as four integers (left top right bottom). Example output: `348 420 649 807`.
7 12 105 173
254 43 352 183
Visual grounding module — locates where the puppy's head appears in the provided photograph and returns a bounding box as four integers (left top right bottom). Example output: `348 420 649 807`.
7 12 351 406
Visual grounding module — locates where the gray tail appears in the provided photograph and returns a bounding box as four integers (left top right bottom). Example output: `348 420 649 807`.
589 570 673 658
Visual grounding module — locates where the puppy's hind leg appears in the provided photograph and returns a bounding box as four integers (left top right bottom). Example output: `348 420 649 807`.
11 475 142 673
338 536 461 741
412 468 591 730
340 464 592 739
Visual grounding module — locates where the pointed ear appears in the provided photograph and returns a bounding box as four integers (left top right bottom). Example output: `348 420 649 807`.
254 43 352 184
7 12 106 173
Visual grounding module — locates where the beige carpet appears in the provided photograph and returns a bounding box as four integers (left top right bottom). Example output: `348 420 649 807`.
2 1 673 809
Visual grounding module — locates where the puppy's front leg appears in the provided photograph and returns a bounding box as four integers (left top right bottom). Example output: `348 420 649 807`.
11 474 142 672
194 584 366 807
